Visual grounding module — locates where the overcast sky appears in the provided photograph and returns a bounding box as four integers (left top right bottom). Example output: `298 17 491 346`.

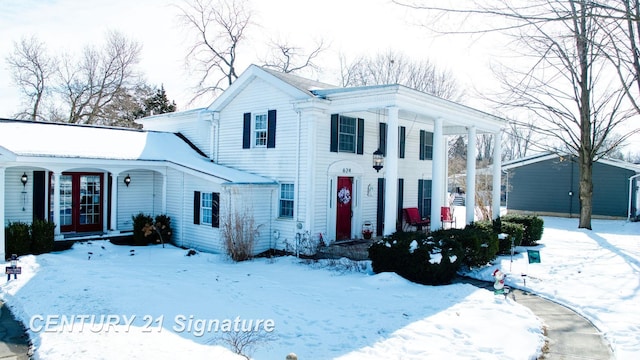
1 0 500 114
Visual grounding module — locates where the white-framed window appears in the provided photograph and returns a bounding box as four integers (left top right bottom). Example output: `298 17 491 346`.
201 192 213 225
279 183 294 218
338 115 357 153
254 113 268 147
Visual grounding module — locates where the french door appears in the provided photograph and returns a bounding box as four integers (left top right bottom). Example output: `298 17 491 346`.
57 173 103 233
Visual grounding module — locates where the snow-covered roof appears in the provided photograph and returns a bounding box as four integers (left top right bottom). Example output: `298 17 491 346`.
503 151 640 172
0 119 276 185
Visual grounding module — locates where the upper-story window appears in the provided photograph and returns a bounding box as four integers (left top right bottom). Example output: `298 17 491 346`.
254 113 268 147
419 130 434 160
330 114 364 154
243 110 276 149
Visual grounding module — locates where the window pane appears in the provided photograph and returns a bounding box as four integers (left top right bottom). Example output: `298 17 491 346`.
279 184 294 218
338 116 356 153
255 114 267 147
424 132 433 160
201 193 213 225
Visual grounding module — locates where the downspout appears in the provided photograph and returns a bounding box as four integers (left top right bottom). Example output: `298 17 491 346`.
628 173 640 221
295 106 302 227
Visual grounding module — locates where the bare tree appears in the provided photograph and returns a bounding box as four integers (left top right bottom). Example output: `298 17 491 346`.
57 30 142 125
339 49 464 101
177 0 252 102
6 35 57 121
261 38 326 74
398 0 638 229
503 118 536 161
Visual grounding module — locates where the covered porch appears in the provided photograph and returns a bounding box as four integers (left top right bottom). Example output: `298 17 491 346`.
314 85 505 236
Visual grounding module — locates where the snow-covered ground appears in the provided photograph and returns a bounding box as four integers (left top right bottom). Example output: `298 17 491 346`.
0 216 638 359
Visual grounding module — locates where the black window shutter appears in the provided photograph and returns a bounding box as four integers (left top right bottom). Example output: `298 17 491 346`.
419 130 425 160
357 117 364 155
212 192 220 228
376 178 385 236
418 180 424 217
267 109 276 148
397 178 404 229
399 126 406 159
33 171 46 221
379 122 387 156
242 112 251 149
330 114 338 152
193 191 201 225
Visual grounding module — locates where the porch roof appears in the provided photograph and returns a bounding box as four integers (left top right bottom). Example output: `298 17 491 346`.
0 119 276 185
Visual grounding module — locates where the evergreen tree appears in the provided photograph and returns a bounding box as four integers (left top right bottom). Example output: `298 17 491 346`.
143 85 177 116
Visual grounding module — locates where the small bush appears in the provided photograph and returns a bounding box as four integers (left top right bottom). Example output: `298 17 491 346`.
222 210 259 262
501 215 544 246
432 227 498 268
5 222 31 257
132 213 154 246
498 222 524 254
368 231 463 285
31 219 56 255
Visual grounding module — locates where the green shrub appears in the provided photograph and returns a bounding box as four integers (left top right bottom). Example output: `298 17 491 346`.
501 215 544 246
31 219 56 255
368 231 463 285
132 213 154 246
5 222 32 257
498 222 524 254
152 214 172 245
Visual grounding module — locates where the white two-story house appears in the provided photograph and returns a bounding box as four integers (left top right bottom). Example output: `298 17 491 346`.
1 64 506 258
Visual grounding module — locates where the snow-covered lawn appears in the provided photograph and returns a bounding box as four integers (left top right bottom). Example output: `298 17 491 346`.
463 217 640 360
0 216 637 359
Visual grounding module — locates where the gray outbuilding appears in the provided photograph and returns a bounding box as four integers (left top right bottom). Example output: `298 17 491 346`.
503 153 640 219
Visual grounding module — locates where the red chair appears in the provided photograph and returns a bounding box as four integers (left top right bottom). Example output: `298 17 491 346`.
441 206 456 229
403 208 430 232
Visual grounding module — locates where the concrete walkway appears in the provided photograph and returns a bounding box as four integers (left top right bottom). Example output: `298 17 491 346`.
0 301 30 359
457 277 614 359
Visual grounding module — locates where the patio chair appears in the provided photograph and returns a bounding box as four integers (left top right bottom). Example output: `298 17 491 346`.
441 206 456 229
403 207 430 232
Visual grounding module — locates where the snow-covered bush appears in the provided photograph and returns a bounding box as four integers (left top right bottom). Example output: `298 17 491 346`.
368 231 461 285
501 215 544 246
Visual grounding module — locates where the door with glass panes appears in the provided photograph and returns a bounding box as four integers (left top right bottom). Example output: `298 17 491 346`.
57 173 103 233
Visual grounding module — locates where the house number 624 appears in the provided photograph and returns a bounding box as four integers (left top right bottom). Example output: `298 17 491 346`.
342 168 351 173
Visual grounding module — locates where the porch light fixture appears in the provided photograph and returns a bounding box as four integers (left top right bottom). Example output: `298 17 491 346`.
372 149 384 172
20 172 28 187
124 174 131 187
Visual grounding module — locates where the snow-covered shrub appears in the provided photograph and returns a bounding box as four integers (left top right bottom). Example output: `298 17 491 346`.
501 215 544 246
368 231 462 285
472 218 524 255
431 226 498 268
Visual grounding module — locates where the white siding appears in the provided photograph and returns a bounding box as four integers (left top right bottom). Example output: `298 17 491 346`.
4 167 34 225
117 170 161 230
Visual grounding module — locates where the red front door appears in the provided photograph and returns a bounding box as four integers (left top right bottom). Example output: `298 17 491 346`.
336 177 353 240
58 173 103 233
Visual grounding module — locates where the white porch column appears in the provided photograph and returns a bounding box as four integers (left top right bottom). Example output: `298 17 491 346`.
383 106 400 236
466 126 477 224
53 172 62 239
0 167 6 261
430 117 445 230
492 131 502 219
161 172 167 214
110 172 119 232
